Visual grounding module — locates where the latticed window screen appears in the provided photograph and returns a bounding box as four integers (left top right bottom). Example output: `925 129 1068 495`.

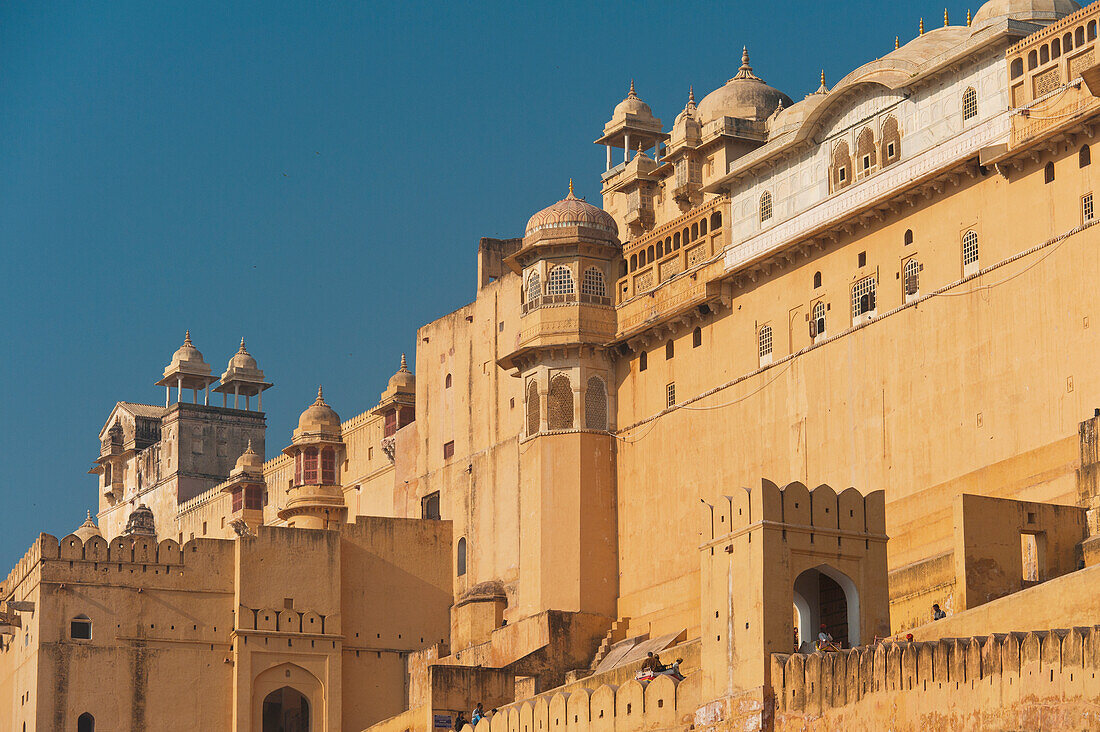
758 325 773 358
962 87 978 120
547 375 574 430
962 230 979 267
582 268 607 297
321 447 336 483
666 383 676 408
851 276 877 317
1084 192 1094 222
526 380 540 436
812 301 826 337
526 272 541 302
547 266 575 295
904 259 921 296
303 447 318 483
760 191 773 222
585 377 608 431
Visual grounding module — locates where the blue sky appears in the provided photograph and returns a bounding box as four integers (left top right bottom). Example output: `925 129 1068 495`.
0 0 951 568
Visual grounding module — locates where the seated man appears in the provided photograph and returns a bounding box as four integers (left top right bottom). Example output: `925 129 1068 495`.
639 652 659 672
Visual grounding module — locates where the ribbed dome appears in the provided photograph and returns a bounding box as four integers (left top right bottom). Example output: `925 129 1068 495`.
525 181 618 237
171 330 206 366
227 338 258 371
234 439 263 471
388 353 416 392
73 511 102 542
697 48 793 125
971 0 1080 33
611 80 657 121
297 386 341 431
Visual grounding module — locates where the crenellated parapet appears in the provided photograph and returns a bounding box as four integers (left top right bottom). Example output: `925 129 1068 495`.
236 605 328 635
772 626 1100 727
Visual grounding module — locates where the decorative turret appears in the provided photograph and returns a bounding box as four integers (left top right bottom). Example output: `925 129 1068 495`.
221 440 266 536
596 80 668 172
278 388 347 530
73 511 103 542
371 354 417 460
123 504 157 538
213 338 272 411
155 331 217 407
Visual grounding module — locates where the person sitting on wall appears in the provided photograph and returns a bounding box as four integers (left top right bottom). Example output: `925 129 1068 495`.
932 603 947 621
816 624 835 651
471 703 484 726
640 652 659 672
454 712 468 731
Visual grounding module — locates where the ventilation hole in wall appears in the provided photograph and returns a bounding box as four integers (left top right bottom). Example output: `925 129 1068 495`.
657 699 664 708
355 650 359 657
811 683 814 693
626 704 631 714
850 510 854 517
717 635 721 642
1051 669 1054 682
574 716 578 724
170 625 174 630
745 623 749 630
715 611 719 618
599 711 604 719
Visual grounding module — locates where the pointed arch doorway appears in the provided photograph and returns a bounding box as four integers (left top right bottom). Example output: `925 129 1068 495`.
262 686 310 732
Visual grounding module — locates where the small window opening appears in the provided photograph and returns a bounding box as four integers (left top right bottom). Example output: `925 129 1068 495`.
71 615 92 640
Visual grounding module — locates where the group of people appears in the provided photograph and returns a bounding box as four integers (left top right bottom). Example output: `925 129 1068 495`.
454 703 496 731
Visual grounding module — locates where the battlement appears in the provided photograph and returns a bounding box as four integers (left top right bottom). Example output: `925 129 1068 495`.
772 626 1100 722
475 671 700 732
704 480 886 544
236 604 329 635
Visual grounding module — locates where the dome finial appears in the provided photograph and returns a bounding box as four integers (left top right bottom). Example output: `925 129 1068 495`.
238 337 247 353
967 8 972 26
568 178 575 198
628 79 637 99
244 438 255 454
817 70 828 94
741 46 751 71
400 353 409 372
86 509 92 520
944 8 949 26
895 35 900 49
315 385 325 404
688 85 695 105
184 330 193 346
920 17 925 35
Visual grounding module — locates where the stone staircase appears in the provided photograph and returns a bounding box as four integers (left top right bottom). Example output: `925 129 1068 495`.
589 617 631 670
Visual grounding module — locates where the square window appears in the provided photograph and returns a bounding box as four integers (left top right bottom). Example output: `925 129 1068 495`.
858 251 867 268
443 441 455 459
887 142 896 159
839 167 847 182
862 154 871 170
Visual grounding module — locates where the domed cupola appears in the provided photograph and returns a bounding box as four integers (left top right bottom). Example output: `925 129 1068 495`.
669 86 703 150
156 331 218 406
221 439 267 536
73 511 103 542
123 504 157 538
523 181 618 240
280 387 347 530
697 48 794 126
372 354 416 449
970 0 1080 34
214 338 273 411
596 80 668 171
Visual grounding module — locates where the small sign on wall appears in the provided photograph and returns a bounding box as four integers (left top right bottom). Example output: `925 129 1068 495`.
434 715 453 729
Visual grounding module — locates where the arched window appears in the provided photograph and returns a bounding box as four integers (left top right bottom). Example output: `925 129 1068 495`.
629 254 637 272
1089 19 1097 40
962 87 978 121
547 374 574 430
320 447 336 484
648 245 655 262
457 537 467 576
666 236 673 252
673 232 681 249
1045 161 1055 183
710 211 722 229
639 351 647 371
904 229 914 246
852 276 877 321
831 141 852 192
856 127 876 177
526 271 541 303
904 258 921 298
691 222 699 240
1028 50 1038 70
1040 44 1050 65
656 240 664 258
303 447 318 483
526 380 540 436
682 228 689 246
881 116 900 166
1011 57 1024 78
812 301 826 340
813 271 822 289
546 266 575 295
445 373 452 389
700 217 708 236
760 191 773 223
585 377 608 431
1064 32 1073 52
70 615 92 640
639 249 647 266
1077 26 1086 47
665 340 674 360
1052 38 1061 58
78 714 95 732
758 325 773 364
963 230 980 270
693 326 702 348
582 268 607 298
1081 145 1091 168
